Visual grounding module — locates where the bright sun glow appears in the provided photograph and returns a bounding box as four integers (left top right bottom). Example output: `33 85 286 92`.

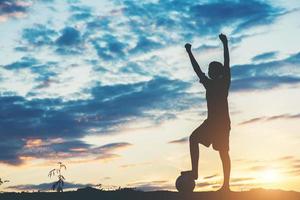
260 169 280 183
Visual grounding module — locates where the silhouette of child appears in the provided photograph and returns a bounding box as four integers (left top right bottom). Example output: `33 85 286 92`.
182 34 231 192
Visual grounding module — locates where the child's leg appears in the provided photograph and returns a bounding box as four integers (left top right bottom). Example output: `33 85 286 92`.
182 121 211 180
181 131 200 180
189 132 199 179
219 150 231 190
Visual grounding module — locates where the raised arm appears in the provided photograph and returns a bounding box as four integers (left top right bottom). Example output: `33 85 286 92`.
185 43 207 82
219 34 231 84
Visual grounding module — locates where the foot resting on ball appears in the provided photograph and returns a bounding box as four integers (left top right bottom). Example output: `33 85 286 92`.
181 170 198 180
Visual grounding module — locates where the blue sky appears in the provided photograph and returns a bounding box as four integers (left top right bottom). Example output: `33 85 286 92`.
0 0 300 192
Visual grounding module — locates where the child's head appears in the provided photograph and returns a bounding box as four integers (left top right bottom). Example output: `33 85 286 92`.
208 61 223 80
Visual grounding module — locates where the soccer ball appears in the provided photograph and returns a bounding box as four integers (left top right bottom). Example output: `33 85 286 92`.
175 174 195 193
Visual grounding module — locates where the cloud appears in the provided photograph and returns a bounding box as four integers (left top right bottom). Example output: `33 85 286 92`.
203 174 219 180
99 0 288 73
277 156 295 161
92 34 127 60
239 113 300 125
3 56 57 82
54 27 84 55
82 14 113 39
239 117 265 125
0 77 192 138
190 0 283 34
0 0 32 22
251 51 278 62
121 0 284 40
196 181 213 187
91 142 131 154
120 162 151 169
249 165 268 171
21 24 58 46
12 0 288 72
129 36 162 55
19 23 85 56
0 137 132 165
68 5 92 22
232 52 300 79
4 56 38 69
286 169 300 177
195 44 219 52
0 76 196 165
266 114 300 121
119 62 149 76
286 163 300 177
168 137 188 144
0 0 295 171
19 24 84 55
231 177 256 183
12 0 288 83
231 75 300 92
0 139 25 165
230 52 300 92
56 27 81 46
277 156 300 177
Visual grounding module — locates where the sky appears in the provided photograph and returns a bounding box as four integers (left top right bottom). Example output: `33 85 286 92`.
0 0 300 192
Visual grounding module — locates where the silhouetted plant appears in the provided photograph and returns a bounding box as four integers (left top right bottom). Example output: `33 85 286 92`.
0 178 9 186
95 183 104 191
48 162 67 192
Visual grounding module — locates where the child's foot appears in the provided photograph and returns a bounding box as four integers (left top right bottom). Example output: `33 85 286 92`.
217 185 231 193
181 170 198 180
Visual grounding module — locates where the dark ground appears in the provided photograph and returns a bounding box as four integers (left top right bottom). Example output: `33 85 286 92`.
1 188 300 200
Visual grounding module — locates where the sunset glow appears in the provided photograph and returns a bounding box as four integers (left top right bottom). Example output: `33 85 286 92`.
0 0 299 193
260 169 280 183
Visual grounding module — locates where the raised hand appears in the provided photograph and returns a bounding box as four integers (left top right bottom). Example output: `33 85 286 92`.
219 33 228 44
185 43 192 52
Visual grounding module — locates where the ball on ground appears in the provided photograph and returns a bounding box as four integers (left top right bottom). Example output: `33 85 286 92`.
175 174 195 193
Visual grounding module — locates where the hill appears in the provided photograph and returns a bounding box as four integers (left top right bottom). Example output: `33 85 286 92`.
0 188 299 200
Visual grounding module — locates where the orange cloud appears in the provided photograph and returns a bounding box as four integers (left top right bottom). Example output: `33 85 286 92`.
25 138 43 148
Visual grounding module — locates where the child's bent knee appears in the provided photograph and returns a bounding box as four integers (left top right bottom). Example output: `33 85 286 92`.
189 132 198 144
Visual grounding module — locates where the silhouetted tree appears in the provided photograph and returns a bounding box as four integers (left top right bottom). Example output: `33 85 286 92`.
48 162 67 192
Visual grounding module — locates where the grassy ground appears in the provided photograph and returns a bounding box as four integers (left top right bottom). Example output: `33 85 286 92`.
1 188 299 200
